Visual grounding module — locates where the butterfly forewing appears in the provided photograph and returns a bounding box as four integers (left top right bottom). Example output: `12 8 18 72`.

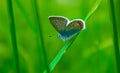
49 16 68 33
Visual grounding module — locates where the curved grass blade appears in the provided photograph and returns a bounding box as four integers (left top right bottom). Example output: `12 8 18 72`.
43 34 77 73
6 0 20 73
84 0 102 22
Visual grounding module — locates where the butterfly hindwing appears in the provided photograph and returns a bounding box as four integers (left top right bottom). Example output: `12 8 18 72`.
61 19 84 37
49 16 69 33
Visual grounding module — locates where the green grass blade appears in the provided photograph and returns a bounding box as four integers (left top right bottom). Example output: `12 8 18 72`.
109 0 120 73
6 0 20 73
43 35 77 73
49 39 74 71
31 0 50 73
15 0 37 32
84 0 102 22
49 37 75 72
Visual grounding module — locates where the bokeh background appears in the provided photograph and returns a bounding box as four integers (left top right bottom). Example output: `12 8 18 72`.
0 0 120 73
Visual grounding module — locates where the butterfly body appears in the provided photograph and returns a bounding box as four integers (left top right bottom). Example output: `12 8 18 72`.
49 16 85 41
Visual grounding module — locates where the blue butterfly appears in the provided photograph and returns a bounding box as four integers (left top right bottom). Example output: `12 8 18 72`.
49 16 85 41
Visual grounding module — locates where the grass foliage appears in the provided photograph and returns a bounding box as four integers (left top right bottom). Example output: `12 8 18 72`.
0 0 119 73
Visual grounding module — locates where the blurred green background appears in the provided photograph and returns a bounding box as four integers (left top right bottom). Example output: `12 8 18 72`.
0 0 120 73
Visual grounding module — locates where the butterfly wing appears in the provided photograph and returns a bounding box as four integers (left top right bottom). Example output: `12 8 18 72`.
49 16 69 33
60 19 85 37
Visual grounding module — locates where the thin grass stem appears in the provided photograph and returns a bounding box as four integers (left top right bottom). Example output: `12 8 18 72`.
31 0 50 73
84 0 102 22
15 0 37 32
6 0 20 73
43 34 77 73
109 0 120 73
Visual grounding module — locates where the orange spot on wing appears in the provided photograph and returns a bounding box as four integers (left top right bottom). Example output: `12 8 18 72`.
77 21 83 29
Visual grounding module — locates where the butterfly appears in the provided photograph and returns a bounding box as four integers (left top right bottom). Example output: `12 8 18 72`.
49 16 86 41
